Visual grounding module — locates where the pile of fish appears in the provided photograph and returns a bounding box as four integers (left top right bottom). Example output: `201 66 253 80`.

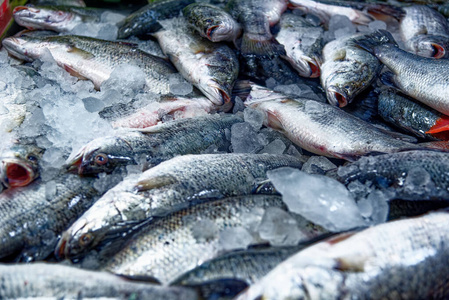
1 0 449 298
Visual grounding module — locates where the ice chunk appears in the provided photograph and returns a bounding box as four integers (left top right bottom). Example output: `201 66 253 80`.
265 78 277 90
328 15 356 40
233 96 245 113
403 167 435 198
169 73 193 96
258 207 306 246
305 99 324 114
96 24 119 41
71 23 100 39
302 156 337 174
82 97 105 113
93 172 124 194
101 64 146 95
243 107 265 130
240 207 265 234
231 122 266 153
273 84 303 97
101 11 126 23
259 139 286 155
218 227 253 252
192 218 218 242
368 20 387 31
357 189 389 224
267 167 367 231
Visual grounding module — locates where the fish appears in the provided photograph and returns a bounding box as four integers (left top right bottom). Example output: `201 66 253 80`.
0 173 100 262
102 195 325 284
56 153 303 260
321 33 383 107
13 5 107 33
378 88 449 140
236 210 449 300
243 82 421 161
399 5 449 59
182 3 242 43
2 34 177 93
331 150 449 201
66 114 243 175
171 245 306 300
153 18 239 109
0 262 198 299
0 142 44 189
275 13 323 78
226 0 287 57
116 0 194 39
351 29 449 116
29 0 86 7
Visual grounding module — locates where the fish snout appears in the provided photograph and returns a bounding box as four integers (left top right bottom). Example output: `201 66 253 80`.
55 219 94 260
327 86 349 108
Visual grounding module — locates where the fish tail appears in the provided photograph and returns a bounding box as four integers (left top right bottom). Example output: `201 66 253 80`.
240 33 286 58
349 29 397 54
366 4 405 21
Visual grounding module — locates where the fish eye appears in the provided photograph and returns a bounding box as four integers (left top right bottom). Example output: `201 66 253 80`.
79 233 93 246
27 155 37 162
94 153 108 165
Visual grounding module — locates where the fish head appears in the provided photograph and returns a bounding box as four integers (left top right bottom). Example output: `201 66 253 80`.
290 55 321 78
204 19 242 43
13 5 73 31
199 79 233 109
66 136 136 175
407 35 449 59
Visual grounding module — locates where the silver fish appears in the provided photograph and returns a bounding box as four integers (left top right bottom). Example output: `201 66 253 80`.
236 210 449 300
56 153 303 260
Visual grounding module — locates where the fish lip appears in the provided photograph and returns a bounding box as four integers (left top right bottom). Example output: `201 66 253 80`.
1 158 35 188
292 56 321 78
431 43 446 59
327 86 349 108
206 25 221 41
201 82 232 107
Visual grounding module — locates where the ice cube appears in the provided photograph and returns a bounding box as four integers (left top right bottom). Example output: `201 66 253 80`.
169 74 193 96
302 156 337 174
244 107 265 130
218 227 253 252
82 97 105 113
192 218 218 242
231 122 265 153
232 96 245 113
259 139 286 155
368 20 387 31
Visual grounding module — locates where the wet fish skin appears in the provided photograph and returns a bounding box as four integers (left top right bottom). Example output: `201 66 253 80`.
153 19 239 109
352 29 449 116
321 33 382 107
236 210 449 300
1 34 176 93
183 3 242 43
244 82 420 161
56 153 303 260
400 5 449 58
276 13 323 78
117 0 194 39
103 195 323 284
66 114 243 175
30 0 86 7
0 262 198 299
0 173 99 262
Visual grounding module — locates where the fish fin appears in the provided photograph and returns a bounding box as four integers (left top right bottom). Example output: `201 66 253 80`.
240 33 286 58
426 115 449 134
380 71 398 89
266 110 284 132
67 45 95 59
333 153 361 162
376 127 418 143
418 141 449 151
63 64 88 80
349 29 397 54
366 4 405 21
136 174 178 191
118 274 162 284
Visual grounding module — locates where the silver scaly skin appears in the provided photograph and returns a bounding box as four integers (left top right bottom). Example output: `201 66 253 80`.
0 262 198 299
56 153 303 260
236 210 449 300
103 195 325 284
153 18 239 110
321 33 382 107
244 82 420 161
400 6 449 58
1 34 176 93
276 13 323 78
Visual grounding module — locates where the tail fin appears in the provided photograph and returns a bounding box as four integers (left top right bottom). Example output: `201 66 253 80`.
349 29 397 54
240 33 286 58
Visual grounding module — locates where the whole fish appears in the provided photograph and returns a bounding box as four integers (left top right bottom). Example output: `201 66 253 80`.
226 0 287 57
276 13 323 78
117 0 194 39
103 195 324 284
243 82 420 161
2 34 176 93
399 5 449 58
153 18 239 109
66 114 242 175
351 29 449 115
171 245 305 300
236 210 449 300
332 150 449 200
321 33 383 107
0 142 44 189
13 5 107 32
182 3 242 43
0 173 99 262
56 153 303 260
378 88 449 140
0 262 197 299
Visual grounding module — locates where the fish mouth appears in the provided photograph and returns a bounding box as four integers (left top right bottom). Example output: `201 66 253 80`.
1 37 33 62
1 159 36 188
202 82 232 107
206 25 220 41
65 146 91 175
327 86 349 108
295 57 321 78
431 43 446 59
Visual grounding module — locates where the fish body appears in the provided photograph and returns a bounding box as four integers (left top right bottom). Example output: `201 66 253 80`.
400 5 449 58
13 5 105 32
117 0 194 39
0 262 197 299
56 153 303 260
0 173 99 261
352 29 449 115
333 150 449 200
182 3 242 43
2 34 176 93
321 33 382 107
66 114 242 175
153 19 238 109
236 210 449 300
244 83 419 161
103 195 322 284
276 13 323 78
